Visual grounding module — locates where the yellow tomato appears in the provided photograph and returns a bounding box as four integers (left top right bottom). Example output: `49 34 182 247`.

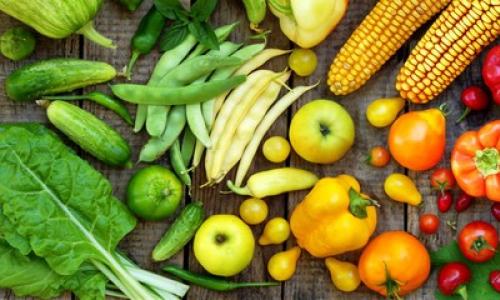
239 198 268 225
325 258 360 292
267 247 301 281
259 217 291 245
262 136 291 163
288 48 318 77
366 97 405 128
384 173 422 206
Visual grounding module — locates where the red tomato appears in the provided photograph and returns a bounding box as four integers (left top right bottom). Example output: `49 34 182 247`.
419 214 440 234
367 146 391 168
437 191 453 213
492 203 500 222
489 270 500 292
437 262 471 298
430 168 456 192
458 221 498 263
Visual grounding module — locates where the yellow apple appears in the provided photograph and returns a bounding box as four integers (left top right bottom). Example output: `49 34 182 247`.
194 215 255 276
290 99 355 164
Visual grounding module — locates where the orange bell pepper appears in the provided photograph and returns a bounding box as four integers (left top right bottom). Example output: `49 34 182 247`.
451 120 500 202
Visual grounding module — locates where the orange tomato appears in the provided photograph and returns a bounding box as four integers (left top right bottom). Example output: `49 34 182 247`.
358 231 431 298
389 108 446 171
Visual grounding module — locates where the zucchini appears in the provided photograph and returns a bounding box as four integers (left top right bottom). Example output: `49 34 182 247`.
152 202 205 262
42 100 132 167
5 58 116 102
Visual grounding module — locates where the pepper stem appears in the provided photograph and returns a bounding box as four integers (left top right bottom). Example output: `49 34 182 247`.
474 148 499 177
125 51 141 80
77 21 116 49
456 108 471 123
226 180 252 196
348 188 380 219
455 285 468 300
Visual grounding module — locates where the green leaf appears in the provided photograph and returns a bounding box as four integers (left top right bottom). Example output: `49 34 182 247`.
154 0 184 19
191 0 219 21
188 20 219 50
160 21 189 52
431 241 499 300
0 206 31 255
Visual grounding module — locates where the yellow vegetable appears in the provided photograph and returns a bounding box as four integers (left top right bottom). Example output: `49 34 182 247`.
239 198 268 225
267 247 301 281
290 175 378 257
288 48 318 77
259 217 290 245
328 0 451 95
397 0 499 104
262 136 291 163
366 97 405 128
384 173 422 206
269 0 349 48
325 257 360 292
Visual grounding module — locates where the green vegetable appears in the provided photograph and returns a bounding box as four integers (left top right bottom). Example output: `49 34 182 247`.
116 0 144 11
181 128 197 166
242 0 267 31
44 92 134 126
0 124 189 299
126 165 184 221
431 240 500 300
152 202 204 262
163 265 280 291
0 0 115 48
111 76 246 105
5 58 117 102
169 139 192 186
40 100 132 167
125 6 165 79
0 26 36 61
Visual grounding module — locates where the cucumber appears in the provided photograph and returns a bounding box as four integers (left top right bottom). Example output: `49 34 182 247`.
5 58 116 102
152 202 205 262
44 100 132 167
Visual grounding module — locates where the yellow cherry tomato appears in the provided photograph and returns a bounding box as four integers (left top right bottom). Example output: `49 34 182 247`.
259 217 290 245
366 97 405 128
262 136 291 163
288 48 318 77
325 257 360 292
239 198 268 225
267 247 301 281
384 173 422 206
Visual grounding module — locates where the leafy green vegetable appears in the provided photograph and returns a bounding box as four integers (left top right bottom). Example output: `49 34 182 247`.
431 240 499 300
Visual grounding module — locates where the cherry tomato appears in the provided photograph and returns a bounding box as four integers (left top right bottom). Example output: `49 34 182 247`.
455 192 474 213
419 214 440 234
430 168 456 192
239 198 268 225
367 146 391 168
437 191 453 213
288 48 318 77
457 86 490 123
492 203 500 222
437 262 471 299
262 136 291 163
458 221 498 263
489 270 500 292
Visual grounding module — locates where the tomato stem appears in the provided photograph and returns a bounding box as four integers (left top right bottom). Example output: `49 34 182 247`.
438 103 450 117
383 263 402 300
455 285 468 300
471 235 496 253
456 108 471 123
474 148 499 177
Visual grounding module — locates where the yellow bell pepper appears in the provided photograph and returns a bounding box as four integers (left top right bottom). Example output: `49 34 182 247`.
290 175 378 257
268 0 349 48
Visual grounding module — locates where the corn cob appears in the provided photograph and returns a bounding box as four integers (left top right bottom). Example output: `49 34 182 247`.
397 0 500 103
328 0 451 95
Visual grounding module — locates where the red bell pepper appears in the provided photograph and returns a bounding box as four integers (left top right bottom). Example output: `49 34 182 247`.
482 45 500 105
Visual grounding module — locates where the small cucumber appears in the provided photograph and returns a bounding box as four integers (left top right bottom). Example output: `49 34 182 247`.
43 100 132 167
152 202 205 262
5 58 116 102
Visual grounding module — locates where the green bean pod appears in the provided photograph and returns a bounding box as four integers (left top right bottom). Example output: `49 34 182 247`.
116 0 144 11
242 0 267 31
112 76 246 106
169 139 191 186
44 91 133 126
146 105 170 137
125 6 165 79
181 128 197 166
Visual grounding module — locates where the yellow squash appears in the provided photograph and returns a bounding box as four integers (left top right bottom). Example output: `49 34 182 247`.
267 247 301 281
290 175 378 257
325 257 360 292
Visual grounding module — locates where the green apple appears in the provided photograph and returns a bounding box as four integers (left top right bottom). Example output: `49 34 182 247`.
290 99 355 164
194 215 255 276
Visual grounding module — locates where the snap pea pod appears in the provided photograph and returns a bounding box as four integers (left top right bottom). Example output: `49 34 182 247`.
116 0 144 11
181 128 196 166
139 105 186 162
169 139 191 186
146 105 171 136
112 76 246 106
43 91 133 126
125 6 165 79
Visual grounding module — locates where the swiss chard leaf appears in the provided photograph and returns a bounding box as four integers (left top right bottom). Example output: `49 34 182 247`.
160 21 189 52
431 240 499 300
0 124 136 276
0 206 31 255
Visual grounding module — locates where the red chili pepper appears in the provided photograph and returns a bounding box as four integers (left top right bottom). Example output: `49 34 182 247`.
455 192 474 213
490 270 500 292
456 86 490 123
492 203 500 222
437 262 471 299
437 191 453 213
483 45 500 105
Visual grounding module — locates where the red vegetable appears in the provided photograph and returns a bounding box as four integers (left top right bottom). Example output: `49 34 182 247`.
483 45 500 105
430 168 455 193
455 192 474 213
456 86 490 123
437 262 471 299
419 213 440 234
492 203 500 221
489 270 500 293
437 191 453 213
458 221 498 263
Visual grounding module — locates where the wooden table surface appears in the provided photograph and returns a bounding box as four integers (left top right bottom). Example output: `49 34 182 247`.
0 1 498 299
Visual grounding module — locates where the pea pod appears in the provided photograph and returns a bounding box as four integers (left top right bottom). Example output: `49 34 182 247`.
169 139 191 187
181 128 196 166
152 202 205 262
227 167 319 198
242 0 267 31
